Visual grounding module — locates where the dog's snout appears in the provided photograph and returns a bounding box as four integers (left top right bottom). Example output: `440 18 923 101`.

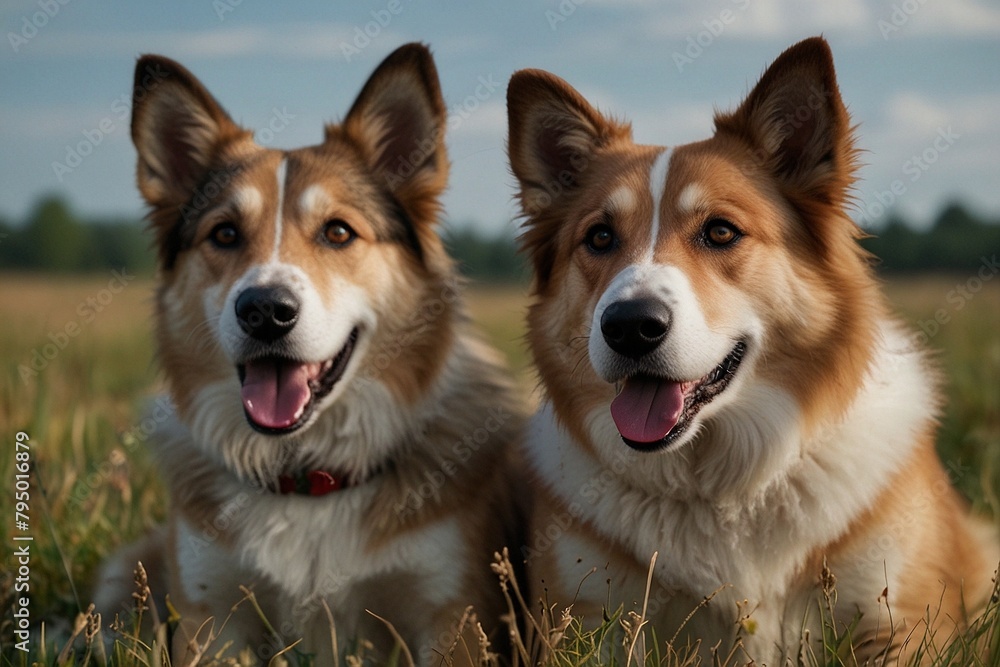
236 285 300 342
600 298 670 359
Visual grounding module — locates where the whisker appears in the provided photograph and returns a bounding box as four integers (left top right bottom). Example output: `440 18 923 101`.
183 315 227 356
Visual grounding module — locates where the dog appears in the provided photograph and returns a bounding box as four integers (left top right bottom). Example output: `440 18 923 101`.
507 37 997 664
94 43 525 666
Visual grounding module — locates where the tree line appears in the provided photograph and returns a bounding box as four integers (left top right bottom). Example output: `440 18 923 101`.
0 196 997 281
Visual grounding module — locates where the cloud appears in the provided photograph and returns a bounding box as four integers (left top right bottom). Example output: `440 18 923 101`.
634 0 1000 43
642 0 871 40
875 0 1000 37
853 90 1000 226
737 0 871 37
21 23 407 61
879 91 1000 143
624 103 715 146
447 98 506 140
0 103 131 141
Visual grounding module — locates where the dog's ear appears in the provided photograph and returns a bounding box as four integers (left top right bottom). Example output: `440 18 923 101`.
507 70 630 288
507 69 630 217
131 55 249 208
338 43 448 226
714 37 856 208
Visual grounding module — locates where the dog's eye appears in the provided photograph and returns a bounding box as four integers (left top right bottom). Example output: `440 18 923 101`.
210 222 240 249
585 223 616 254
703 219 742 247
323 220 356 248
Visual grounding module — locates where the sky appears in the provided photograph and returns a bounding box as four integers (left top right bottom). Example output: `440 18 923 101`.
2 0 999 236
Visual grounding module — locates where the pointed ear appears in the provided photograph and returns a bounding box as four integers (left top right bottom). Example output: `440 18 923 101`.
714 37 856 205
130 55 249 208
507 69 631 216
337 43 448 225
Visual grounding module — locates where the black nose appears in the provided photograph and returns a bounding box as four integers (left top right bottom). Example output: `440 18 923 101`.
600 298 670 359
235 285 300 343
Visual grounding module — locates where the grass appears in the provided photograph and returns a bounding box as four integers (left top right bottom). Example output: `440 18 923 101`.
0 272 997 666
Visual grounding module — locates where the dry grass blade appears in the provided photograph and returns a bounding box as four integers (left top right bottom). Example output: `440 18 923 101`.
624 551 657 667
55 603 91 666
267 638 303 666
320 597 340 667
367 609 416 667
492 549 536 666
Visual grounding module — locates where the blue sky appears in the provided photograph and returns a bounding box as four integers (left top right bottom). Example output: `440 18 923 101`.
2 0 999 235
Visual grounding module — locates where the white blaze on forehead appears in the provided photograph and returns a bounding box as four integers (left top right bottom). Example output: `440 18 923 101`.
271 158 288 263
646 148 673 263
233 186 263 217
298 183 331 218
678 182 707 215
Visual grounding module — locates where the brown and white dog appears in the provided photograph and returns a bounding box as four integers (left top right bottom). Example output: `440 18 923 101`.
507 37 997 664
95 44 524 665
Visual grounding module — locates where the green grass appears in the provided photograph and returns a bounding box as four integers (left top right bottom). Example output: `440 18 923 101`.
0 273 997 666
883 277 1000 516
0 275 165 657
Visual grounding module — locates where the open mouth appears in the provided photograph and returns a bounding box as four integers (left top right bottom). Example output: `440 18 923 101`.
237 327 359 435
609 341 747 452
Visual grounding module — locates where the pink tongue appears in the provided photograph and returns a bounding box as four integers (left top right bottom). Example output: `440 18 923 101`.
610 377 684 444
241 359 314 430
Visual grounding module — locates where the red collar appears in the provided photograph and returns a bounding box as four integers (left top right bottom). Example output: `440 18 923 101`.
277 470 351 496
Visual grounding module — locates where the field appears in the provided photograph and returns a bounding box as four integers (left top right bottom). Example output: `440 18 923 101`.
1 272 998 665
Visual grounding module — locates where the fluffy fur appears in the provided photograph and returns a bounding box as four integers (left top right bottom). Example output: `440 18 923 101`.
507 37 997 664
95 44 525 666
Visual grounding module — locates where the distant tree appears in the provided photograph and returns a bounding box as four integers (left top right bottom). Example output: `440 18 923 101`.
17 196 95 272
0 219 12 266
0 196 156 275
935 202 979 231
443 224 528 284
862 202 1000 273
89 220 156 274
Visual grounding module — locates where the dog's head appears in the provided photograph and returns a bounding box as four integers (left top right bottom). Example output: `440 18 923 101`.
509 37 880 461
133 44 457 475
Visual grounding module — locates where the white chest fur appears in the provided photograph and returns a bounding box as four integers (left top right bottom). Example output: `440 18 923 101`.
238 483 464 606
